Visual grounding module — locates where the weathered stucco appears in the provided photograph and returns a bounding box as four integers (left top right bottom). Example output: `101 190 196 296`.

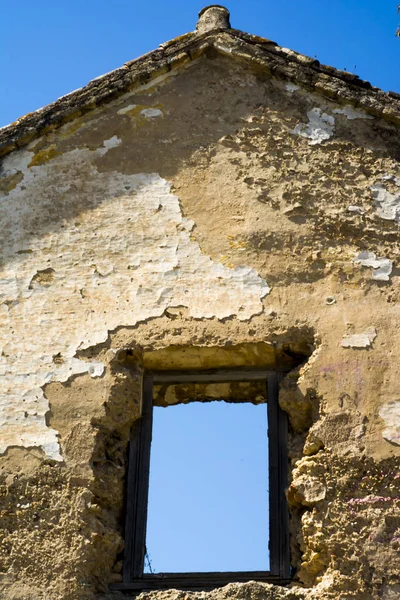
1 10 400 600
1 139 268 460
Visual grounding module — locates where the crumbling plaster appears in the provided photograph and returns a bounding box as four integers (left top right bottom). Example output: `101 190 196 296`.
0 51 400 600
0 138 269 459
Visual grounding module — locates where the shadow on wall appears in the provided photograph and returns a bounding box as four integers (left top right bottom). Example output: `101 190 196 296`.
1 53 400 269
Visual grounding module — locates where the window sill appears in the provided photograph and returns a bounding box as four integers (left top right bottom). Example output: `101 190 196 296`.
110 572 292 591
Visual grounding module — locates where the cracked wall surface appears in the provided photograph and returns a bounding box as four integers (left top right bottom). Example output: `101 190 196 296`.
1 141 268 459
0 52 400 600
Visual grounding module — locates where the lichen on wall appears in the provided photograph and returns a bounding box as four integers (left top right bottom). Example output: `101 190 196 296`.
0 141 269 460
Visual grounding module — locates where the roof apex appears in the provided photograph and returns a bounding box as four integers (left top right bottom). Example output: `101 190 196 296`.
197 5 231 33
0 8 399 158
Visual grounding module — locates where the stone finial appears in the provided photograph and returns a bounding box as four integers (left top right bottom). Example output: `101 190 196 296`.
196 5 231 33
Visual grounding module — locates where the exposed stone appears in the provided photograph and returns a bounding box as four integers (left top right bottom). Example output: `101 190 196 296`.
138 582 306 600
290 473 327 505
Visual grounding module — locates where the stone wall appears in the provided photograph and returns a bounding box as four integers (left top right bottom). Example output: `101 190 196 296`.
1 50 399 600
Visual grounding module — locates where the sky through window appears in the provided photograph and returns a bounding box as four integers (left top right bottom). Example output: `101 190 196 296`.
145 401 269 573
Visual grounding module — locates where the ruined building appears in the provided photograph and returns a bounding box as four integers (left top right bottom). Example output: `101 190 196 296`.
1 5 400 600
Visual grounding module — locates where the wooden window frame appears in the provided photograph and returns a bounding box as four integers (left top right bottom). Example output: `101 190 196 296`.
111 368 291 592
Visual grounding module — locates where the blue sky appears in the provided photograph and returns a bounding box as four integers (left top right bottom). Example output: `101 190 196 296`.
0 1 399 128
146 402 269 573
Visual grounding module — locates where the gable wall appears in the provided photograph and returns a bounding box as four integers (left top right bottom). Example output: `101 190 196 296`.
0 54 399 600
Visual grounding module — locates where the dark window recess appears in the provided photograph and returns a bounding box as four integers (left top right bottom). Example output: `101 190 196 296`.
111 369 291 592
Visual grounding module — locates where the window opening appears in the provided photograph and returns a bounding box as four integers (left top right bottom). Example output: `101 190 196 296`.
112 368 290 592
145 401 269 573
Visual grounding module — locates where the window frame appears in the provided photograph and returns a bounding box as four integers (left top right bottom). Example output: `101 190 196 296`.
112 368 291 592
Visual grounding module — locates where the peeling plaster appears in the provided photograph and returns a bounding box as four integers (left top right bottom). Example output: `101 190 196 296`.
0 142 270 460
341 328 377 348
354 251 393 281
348 205 365 215
117 104 137 115
333 106 374 120
102 136 122 150
292 108 334 145
88 362 105 378
371 176 400 222
285 82 299 93
379 401 400 445
140 108 163 118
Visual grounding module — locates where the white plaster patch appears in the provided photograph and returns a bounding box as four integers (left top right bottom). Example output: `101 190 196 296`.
88 362 105 378
0 145 270 460
333 105 374 120
371 177 400 222
341 328 377 349
381 173 400 183
292 108 334 145
354 251 393 281
379 401 400 445
2 149 33 177
102 136 121 150
140 108 163 118
117 104 137 115
285 82 299 93
348 205 365 215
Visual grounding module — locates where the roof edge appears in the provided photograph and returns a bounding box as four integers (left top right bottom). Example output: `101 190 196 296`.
214 32 400 124
0 30 217 158
0 28 399 158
